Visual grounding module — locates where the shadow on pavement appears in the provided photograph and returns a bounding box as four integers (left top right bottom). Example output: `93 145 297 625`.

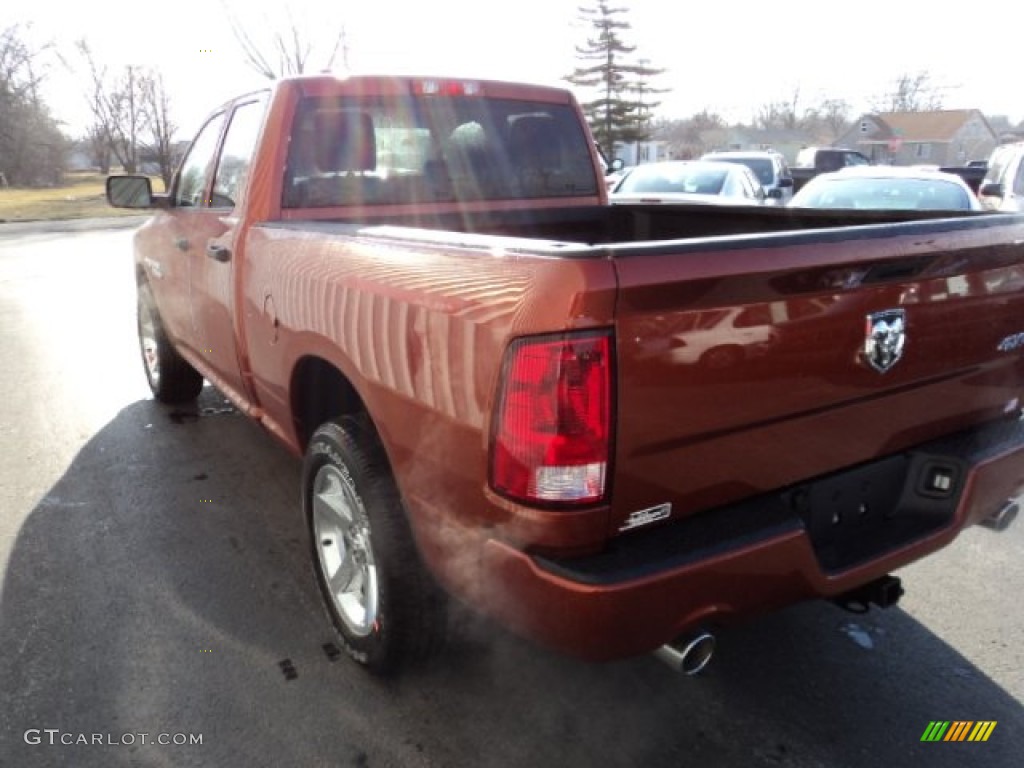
1 389 1021 767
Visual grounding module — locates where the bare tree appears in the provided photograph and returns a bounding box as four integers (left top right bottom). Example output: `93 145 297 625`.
0 24 66 186
749 89 851 143
813 98 852 140
69 41 179 182
872 71 945 113
86 123 111 175
754 86 803 131
0 24 47 102
140 73 176 188
220 0 348 80
653 110 726 158
76 41 147 173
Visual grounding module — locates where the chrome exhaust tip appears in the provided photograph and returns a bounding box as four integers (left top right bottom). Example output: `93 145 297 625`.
653 631 715 676
980 500 1019 532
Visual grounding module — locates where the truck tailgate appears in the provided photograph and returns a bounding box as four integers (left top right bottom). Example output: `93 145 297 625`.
611 216 1024 542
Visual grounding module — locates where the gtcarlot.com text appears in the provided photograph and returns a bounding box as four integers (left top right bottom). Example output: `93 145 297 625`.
24 729 203 746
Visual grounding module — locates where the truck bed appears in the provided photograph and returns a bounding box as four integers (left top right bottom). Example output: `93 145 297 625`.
275 200 987 245
254 205 1024 535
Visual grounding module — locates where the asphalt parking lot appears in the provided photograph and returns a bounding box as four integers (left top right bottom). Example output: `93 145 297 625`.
0 225 1020 767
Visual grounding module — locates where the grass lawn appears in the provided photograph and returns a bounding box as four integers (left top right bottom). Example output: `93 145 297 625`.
0 172 164 223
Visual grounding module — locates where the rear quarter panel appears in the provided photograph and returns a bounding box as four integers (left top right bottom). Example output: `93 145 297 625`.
240 224 618 574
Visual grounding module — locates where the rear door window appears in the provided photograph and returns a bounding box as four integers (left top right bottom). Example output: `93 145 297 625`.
212 95 269 209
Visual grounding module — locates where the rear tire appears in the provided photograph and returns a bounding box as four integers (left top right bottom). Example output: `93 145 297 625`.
137 283 204 403
303 416 447 675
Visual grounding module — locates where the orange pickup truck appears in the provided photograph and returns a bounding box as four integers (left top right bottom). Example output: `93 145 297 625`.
108 75 1024 676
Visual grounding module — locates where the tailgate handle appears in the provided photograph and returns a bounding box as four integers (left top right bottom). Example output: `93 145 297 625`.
206 243 231 263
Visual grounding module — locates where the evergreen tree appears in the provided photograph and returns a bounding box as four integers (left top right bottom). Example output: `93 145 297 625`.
566 1 663 157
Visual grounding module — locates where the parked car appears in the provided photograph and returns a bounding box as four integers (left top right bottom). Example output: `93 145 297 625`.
610 160 766 205
789 166 982 211
638 305 777 369
701 150 794 204
978 142 1024 212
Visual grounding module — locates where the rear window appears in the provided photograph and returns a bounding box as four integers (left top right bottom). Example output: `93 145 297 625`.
794 177 971 210
711 157 774 185
617 165 727 195
283 95 599 208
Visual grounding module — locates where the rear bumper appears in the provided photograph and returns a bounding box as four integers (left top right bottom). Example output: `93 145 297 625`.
471 416 1024 661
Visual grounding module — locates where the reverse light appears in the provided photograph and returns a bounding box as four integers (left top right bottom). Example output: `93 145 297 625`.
490 332 613 505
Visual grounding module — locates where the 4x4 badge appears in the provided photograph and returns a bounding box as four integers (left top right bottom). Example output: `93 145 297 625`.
864 309 906 373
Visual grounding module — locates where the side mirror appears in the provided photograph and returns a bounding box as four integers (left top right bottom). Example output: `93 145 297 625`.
106 175 155 208
766 188 783 199
978 181 1004 198
777 177 794 189
609 158 625 173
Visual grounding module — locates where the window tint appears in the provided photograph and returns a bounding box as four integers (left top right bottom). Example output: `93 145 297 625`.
705 156 774 185
740 170 761 198
175 113 227 208
741 158 773 185
1013 158 1024 196
283 95 598 208
618 165 726 195
720 172 741 197
983 146 1015 185
212 96 268 209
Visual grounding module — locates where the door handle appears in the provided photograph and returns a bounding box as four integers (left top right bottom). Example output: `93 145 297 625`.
174 237 189 251
206 243 231 263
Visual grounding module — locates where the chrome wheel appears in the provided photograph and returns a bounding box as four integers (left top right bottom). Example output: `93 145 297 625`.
303 417 448 673
139 303 161 387
312 464 379 637
135 284 203 403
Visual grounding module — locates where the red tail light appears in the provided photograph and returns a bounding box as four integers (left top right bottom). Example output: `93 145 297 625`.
490 332 613 505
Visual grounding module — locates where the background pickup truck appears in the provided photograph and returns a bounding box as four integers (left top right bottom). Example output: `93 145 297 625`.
791 146 872 192
108 75 1024 676
939 159 989 194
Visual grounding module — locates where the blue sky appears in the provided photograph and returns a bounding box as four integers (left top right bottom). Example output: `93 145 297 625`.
14 0 1023 138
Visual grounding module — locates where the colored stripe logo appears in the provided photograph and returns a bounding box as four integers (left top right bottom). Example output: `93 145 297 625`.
921 721 997 742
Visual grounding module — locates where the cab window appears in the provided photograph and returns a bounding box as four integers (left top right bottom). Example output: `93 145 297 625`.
175 113 227 207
